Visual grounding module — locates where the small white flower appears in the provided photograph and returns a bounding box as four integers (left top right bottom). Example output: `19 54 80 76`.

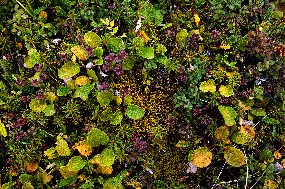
51 38 62 45
188 64 195 71
3 56 7 60
135 16 144 32
242 120 253 126
187 162 197 174
45 44 51 51
86 62 94 69
100 70 108 77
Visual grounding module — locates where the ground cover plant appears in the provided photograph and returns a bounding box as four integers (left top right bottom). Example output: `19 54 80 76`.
0 0 285 188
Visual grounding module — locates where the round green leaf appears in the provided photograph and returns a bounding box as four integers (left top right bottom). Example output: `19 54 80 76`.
29 99 47 112
66 156 86 171
73 83 94 101
137 47 154 59
126 104 144 120
110 111 123 125
97 91 114 107
86 128 109 148
84 31 101 48
218 105 237 126
224 147 246 167
58 62 80 80
92 148 115 167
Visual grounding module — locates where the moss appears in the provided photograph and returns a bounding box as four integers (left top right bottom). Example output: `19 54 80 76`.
143 145 186 181
112 73 177 132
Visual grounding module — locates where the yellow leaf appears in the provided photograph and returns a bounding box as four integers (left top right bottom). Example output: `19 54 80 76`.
114 96 122 105
59 166 78 178
0 121 7 137
96 165 113 174
75 76 90 86
199 79 216 93
220 43 231 50
46 92 57 102
194 13 200 27
39 11 47 19
71 46 88 61
101 18 109 25
219 85 233 97
110 20 114 27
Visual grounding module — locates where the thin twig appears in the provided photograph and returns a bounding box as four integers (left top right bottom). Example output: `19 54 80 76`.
250 168 267 189
244 149 249 189
252 110 277 130
211 162 226 189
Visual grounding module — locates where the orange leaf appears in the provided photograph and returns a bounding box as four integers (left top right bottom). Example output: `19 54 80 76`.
137 31 149 43
72 141 93 156
24 161 39 173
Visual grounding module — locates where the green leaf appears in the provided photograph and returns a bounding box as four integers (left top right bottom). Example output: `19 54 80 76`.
55 137 71 156
107 38 125 53
84 31 101 48
0 121 7 137
95 58 104 65
254 86 264 100
44 104 55 116
155 10 163 26
123 96 133 105
224 147 246 167
57 85 72 96
24 48 41 68
22 182 34 189
199 79 216 93
94 47 103 58
100 107 113 122
137 47 155 59
97 91 114 107
92 148 115 167
126 104 145 120
35 167 53 184
175 140 191 148
29 99 47 112
20 174 34 183
250 108 266 117
73 83 94 101
87 70 98 82
231 132 247 145
218 105 237 126
66 156 86 172
132 37 146 49
58 62 80 80
176 29 188 46
59 176 77 188
122 55 136 70
155 44 167 54
44 147 57 159
86 128 109 148
110 111 123 125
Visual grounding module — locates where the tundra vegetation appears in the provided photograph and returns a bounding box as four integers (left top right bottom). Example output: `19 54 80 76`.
0 0 285 188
